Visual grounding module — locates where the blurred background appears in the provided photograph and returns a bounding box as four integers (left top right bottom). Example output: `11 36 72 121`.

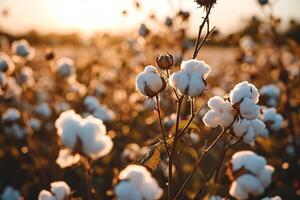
0 0 300 200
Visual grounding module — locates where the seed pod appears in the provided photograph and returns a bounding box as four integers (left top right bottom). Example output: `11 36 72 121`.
45 48 55 60
194 0 217 8
156 54 173 70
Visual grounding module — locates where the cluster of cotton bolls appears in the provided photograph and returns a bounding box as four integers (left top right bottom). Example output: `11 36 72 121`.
83 95 115 122
135 59 211 98
114 165 163 200
259 84 280 107
55 110 113 161
38 181 71 200
228 151 274 200
203 81 269 144
169 59 210 97
1 108 26 138
1 186 23 200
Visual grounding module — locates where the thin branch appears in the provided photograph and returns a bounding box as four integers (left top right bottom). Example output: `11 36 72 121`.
192 4 213 59
155 95 170 157
168 95 184 199
173 117 237 200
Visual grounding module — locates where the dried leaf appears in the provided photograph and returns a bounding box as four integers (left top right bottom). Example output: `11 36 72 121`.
141 145 161 170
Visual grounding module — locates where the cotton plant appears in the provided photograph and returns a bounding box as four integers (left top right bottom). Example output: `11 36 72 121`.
259 84 280 107
55 109 113 199
227 151 274 200
114 165 163 200
38 181 71 200
203 81 269 144
55 109 113 161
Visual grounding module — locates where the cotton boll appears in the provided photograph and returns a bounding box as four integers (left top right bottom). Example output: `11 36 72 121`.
261 196 282 200
84 95 100 111
257 165 274 188
56 149 80 168
0 53 15 74
119 165 150 186
77 115 113 159
11 39 35 59
136 65 165 97
93 105 115 122
169 71 189 94
170 59 210 97
2 108 20 122
56 57 75 79
239 97 259 120
239 35 255 51
28 118 42 131
210 196 223 200
229 151 274 199
50 181 71 200
259 84 280 107
188 76 205 97
180 59 211 79
220 112 235 127
231 151 266 174
38 190 56 200
229 181 248 200
115 181 142 200
35 102 52 118
140 178 163 200
249 119 268 138
233 120 249 137
208 96 224 112
230 81 259 104
203 96 236 128
203 110 220 128
260 107 283 131
236 174 264 196
1 186 22 200
55 110 82 149
18 66 35 87
117 165 163 200
243 127 256 143
0 72 8 88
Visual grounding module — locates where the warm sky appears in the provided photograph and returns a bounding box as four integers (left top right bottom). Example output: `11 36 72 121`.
0 0 299 36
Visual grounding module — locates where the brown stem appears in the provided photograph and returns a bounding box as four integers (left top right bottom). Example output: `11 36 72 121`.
173 116 237 200
168 96 183 199
155 95 170 157
82 157 95 200
192 4 213 59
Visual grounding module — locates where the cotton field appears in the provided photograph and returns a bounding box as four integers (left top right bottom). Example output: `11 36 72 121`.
0 0 300 200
